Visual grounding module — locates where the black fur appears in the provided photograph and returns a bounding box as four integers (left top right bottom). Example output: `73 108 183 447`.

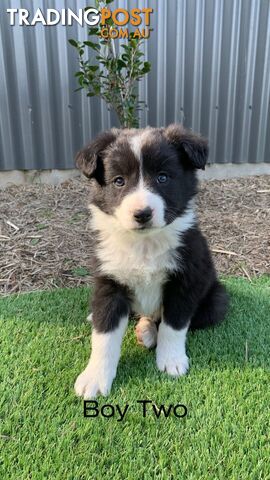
91 277 131 333
140 138 199 223
162 228 229 330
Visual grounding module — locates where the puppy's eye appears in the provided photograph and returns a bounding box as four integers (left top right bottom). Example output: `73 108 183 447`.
113 176 125 187
157 173 168 184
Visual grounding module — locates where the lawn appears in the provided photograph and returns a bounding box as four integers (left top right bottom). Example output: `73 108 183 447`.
0 277 269 479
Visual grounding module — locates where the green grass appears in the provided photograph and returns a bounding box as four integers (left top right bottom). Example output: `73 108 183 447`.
0 277 269 479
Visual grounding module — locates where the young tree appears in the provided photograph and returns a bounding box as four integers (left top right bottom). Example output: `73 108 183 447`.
69 0 151 128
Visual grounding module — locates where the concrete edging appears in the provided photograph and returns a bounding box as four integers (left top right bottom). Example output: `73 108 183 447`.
0 163 270 187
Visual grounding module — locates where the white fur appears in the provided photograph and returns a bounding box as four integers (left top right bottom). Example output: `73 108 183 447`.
136 317 158 348
132 278 164 316
74 316 128 399
90 203 195 317
114 182 165 230
156 322 189 376
86 313 93 323
129 129 153 160
129 134 143 160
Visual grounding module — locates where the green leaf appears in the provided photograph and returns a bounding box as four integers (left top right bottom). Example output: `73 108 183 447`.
30 238 40 246
141 61 151 74
135 51 145 58
87 92 96 97
130 38 139 48
88 27 99 36
105 17 114 26
68 39 78 48
36 223 48 231
88 65 99 72
117 59 126 69
84 41 100 51
71 266 90 277
93 84 101 93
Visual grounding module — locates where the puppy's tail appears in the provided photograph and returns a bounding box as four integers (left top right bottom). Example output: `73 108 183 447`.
190 280 229 331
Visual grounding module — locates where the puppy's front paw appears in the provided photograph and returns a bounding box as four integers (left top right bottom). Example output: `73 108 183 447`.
74 361 115 399
156 349 189 376
156 322 189 376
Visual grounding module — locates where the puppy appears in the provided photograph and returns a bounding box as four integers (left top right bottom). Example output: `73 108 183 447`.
74 124 228 399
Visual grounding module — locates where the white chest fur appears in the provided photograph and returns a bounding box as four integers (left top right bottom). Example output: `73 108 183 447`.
90 205 195 316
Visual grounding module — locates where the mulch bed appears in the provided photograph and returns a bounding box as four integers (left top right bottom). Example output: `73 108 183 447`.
0 176 269 296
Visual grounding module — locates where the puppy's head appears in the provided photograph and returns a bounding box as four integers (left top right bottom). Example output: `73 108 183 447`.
76 124 208 231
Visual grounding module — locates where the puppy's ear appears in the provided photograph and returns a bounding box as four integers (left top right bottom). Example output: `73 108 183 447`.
75 129 119 180
165 124 208 170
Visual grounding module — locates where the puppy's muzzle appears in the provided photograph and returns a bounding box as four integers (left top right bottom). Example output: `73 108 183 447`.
133 207 153 226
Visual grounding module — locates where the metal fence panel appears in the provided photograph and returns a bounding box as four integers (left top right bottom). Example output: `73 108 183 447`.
0 0 269 170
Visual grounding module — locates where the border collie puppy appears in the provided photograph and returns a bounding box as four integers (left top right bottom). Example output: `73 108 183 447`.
74 124 228 399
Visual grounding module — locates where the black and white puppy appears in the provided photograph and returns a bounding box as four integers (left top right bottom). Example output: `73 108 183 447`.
74 124 228 399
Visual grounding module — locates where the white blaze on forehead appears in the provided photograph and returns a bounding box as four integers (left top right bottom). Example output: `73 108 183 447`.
129 129 154 161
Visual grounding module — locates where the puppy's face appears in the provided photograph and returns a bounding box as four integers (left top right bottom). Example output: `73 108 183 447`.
76 125 208 231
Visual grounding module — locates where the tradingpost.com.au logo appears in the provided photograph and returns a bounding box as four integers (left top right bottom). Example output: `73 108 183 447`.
6 7 153 39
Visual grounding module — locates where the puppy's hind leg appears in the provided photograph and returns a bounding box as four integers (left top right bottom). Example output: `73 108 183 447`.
190 280 229 331
86 285 94 322
86 313 93 323
135 317 158 349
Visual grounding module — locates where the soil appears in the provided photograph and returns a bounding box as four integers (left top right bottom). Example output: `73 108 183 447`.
0 175 269 296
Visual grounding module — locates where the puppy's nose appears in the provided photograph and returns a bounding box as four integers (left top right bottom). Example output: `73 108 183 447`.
133 207 153 225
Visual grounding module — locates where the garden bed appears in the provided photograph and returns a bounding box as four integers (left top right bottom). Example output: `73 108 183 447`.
0 175 269 296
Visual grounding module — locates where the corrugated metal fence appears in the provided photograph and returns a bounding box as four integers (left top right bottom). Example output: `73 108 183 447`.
0 0 270 170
